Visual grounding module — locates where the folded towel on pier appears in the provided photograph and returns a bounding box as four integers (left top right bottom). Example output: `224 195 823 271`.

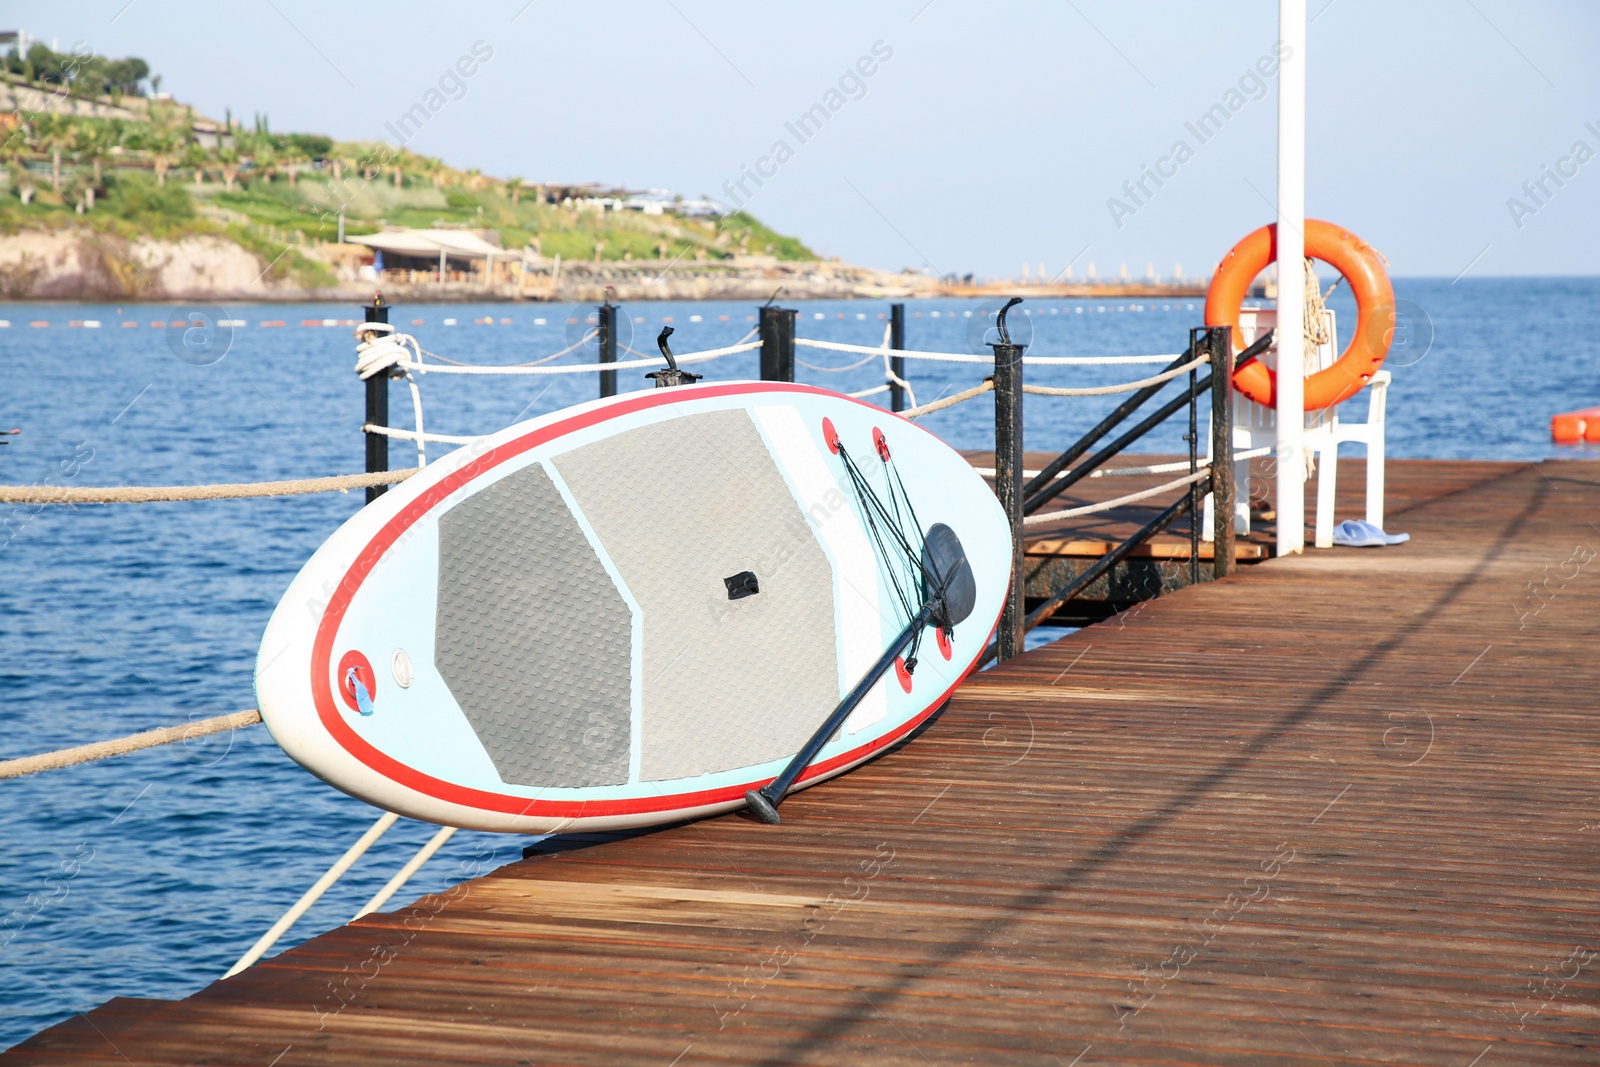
1332 519 1410 547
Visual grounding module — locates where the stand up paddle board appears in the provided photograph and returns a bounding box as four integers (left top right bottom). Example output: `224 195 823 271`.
255 381 1011 834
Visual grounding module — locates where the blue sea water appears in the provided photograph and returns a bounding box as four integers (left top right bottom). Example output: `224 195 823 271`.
1 277 1596 1047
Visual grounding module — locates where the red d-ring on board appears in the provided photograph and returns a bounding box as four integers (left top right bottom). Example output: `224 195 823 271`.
894 656 913 692
935 626 953 660
873 426 891 461
338 650 376 713
822 417 840 454
1205 218 1395 411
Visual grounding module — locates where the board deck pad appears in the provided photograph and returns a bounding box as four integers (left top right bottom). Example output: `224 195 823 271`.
436 463 632 788
256 382 1012 834
555 408 839 782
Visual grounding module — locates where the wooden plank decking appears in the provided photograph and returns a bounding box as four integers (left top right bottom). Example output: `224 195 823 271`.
9 458 1600 1065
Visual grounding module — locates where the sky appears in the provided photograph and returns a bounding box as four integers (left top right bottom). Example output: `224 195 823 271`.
10 0 1599 278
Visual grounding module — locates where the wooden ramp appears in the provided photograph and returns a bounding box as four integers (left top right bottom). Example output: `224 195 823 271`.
10 459 1600 1066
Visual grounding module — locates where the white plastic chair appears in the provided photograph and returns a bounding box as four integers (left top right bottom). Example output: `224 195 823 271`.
1203 307 1391 548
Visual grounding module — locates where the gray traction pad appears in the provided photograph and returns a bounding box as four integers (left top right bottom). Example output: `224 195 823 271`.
435 463 632 788
554 408 840 782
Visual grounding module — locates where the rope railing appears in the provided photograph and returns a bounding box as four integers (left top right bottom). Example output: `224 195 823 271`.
798 322 893 374
794 337 1179 366
0 710 262 780
902 380 994 418
419 330 597 368
401 339 761 375
972 445 1273 483
855 350 1207 423
1019 353 1209 397
1022 469 1212 527
0 469 417 505
798 350 881 373
362 424 483 446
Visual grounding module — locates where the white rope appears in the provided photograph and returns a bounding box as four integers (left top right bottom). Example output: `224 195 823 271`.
975 461 1194 480
359 322 606 373
798 323 891 372
903 380 994 418
0 710 262 780
1083 447 1269 477
354 327 408 381
800 351 879 373
402 371 428 468
403 339 760 375
417 330 595 368
798 349 880 373
883 357 917 410
1022 469 1210 527
849 384 892 398
1019 354 1209 397
622 326 760 364
1091 458 1208 478
224 810 400 978
362 424 484 446
973 447 1275 483
794 337 1179 366
352 825 458 920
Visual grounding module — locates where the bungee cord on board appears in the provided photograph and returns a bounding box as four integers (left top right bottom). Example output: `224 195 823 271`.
832 433 942 674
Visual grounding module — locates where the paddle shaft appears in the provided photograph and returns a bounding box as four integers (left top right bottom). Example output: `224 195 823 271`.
749 600 937 821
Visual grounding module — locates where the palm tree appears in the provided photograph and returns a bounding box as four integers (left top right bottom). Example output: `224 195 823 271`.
248 134 277 185
329 145 357 184
80 120 122 187
33 114 79 192
505 175 524 205
142 126 180 186
419 155 445 189
216 144 241 191
183 141 208 186
138 101 186 186
279 142 306 189
2 130 36 205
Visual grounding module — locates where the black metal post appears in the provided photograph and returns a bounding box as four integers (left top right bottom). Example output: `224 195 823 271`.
597 300 618 398
991 298 1025 663
1208 325 1236 579
363 295 389 504
889 303 906 412
759 305 796 382
1188 347 1200 587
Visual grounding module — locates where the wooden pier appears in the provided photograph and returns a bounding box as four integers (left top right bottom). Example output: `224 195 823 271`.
9 456 1599 1065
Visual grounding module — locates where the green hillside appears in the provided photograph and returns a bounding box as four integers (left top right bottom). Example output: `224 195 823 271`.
0 42 814 287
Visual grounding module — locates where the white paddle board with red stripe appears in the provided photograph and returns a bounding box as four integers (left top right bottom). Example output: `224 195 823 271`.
255 381 1011 834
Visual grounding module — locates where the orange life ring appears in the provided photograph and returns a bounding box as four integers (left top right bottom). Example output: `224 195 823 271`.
1205 219 1394 411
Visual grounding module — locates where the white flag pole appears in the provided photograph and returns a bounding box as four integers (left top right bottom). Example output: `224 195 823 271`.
1275 0 1307 555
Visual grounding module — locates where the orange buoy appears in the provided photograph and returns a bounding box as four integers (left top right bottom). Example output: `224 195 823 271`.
1552 408 1600 444
1206 219 1395 411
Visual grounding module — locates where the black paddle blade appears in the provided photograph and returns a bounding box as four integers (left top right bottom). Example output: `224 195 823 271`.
921 523 976 629
744 789 782 824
